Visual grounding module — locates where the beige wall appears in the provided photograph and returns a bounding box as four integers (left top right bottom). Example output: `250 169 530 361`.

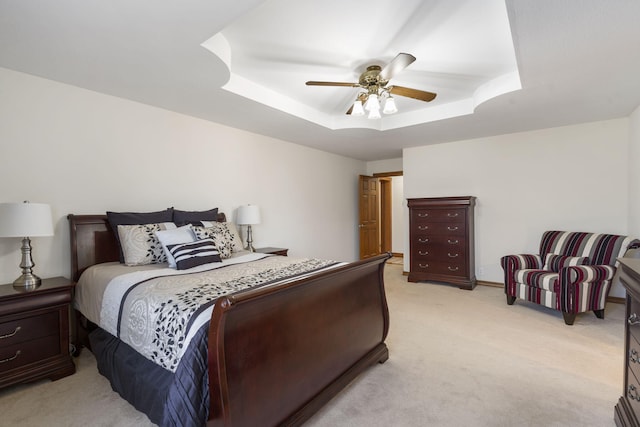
0 67 366 284
403 119 631 296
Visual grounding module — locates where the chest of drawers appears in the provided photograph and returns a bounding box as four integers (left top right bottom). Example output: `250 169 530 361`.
616 259 640 426
0 277 75 388
407 197 476 290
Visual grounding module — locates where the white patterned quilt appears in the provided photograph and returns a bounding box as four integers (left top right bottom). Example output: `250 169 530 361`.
77 253 341 372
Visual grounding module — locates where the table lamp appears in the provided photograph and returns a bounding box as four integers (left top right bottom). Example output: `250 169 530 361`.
236 205 261 252
0 201 54 289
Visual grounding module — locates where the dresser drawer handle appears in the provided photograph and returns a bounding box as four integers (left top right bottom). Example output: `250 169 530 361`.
419 251 429 256
419 263 429 269
0 326 21 340
0 350 21 364
448 266 459 271
448 253 459 258
447 226 459 231
418 225 429 230
630 349 640 364
629 313 640 326
629 384 640 402
448 239 459 244
447 213 459 218
418 213 429 218
418 238 429 243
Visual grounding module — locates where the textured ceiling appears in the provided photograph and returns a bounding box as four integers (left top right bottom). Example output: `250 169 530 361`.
0 0 639 161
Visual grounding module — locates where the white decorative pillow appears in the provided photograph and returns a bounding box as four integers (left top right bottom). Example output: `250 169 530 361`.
226 222 244 253
117 222 176 266
167 239 222 270
192 222 235 259
155 225 196 268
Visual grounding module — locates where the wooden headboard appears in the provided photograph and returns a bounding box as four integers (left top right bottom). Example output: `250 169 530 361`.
67 213 227 282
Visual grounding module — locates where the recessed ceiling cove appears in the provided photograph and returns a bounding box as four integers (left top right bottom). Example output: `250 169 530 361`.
202 0 521 131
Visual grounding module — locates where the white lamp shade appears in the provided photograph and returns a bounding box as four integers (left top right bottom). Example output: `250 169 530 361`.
236 205 261 225
351 100 365 116
364 94 379 112
0 202 54 237
383 97 398 114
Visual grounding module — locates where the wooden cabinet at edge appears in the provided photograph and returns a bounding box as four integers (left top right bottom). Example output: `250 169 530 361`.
407 197 476 290
615 258 640 426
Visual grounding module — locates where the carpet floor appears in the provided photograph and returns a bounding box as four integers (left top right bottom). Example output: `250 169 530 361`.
0 263 624 426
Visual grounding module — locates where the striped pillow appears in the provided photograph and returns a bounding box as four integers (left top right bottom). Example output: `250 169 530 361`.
166 239 222 270
543 254 589 272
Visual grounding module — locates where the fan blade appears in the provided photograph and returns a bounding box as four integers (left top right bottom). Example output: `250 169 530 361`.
390 85 437 102
379 53 416 81
306 81 359 87
345 104 354 115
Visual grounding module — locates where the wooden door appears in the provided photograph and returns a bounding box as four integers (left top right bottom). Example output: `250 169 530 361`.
359 175 380 259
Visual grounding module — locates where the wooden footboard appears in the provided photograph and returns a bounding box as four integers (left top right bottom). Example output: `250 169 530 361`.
208 253 390 427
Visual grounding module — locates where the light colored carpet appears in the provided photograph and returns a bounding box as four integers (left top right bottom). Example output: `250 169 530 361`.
0 264 624 426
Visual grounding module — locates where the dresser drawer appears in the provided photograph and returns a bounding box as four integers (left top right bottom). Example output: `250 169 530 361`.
412 222 466 237
412 245 466 262
0 310 59 347
629 297 640 345
0 334 60 373
411 259 467 277
412 209 466 223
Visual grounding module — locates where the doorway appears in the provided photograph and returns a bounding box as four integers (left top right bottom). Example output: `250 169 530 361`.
359 171 403 259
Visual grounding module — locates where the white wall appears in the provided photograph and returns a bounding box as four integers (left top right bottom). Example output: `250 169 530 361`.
629 105 640 238
0 68 366 284
404 119 631 296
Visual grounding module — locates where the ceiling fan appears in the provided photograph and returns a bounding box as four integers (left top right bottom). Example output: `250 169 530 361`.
306 53 437 118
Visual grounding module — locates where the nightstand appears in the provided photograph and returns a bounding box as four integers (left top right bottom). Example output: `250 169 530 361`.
255 247 289 256
0 277 76 388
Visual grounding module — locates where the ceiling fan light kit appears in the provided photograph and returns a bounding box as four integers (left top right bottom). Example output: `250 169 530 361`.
306 53 437 119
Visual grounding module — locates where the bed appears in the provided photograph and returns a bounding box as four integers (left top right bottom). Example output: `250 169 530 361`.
68 212 390 427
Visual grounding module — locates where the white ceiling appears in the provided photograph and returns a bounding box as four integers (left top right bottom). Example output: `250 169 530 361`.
1 0 639 161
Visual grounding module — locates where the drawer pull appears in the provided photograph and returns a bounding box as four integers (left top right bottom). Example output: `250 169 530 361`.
629 384 640 402
448 266 459 271
0 350 21 364
418 238 429 243
447 213 459 218
418 213 429 218
419 263 429 268
629 313 640 326
448 239 459 244
418 225 429 230
0 326 21 340
419 251 429 256
448 253 459 258
630 349 640 364
447 226 459 231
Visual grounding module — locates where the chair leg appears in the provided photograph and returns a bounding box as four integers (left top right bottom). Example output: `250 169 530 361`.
562 312 577 325
594 309 605 319
506 295 516 305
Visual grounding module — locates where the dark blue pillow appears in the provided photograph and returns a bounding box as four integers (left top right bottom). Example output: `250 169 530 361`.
173 208 219 226
107 208 174 262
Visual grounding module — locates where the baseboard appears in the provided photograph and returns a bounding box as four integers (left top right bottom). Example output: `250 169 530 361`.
401 277 625 304
391 252 403 258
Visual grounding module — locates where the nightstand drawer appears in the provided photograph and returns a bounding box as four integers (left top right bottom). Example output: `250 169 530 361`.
0 310 59 347
0 335 60 373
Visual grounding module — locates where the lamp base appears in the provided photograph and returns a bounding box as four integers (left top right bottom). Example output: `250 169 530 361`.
13 272 42 290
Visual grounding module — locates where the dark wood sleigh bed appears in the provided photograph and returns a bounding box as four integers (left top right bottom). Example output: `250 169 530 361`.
68 213 391 427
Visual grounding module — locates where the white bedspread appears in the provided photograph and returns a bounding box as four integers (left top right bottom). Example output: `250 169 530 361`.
75 253 343 372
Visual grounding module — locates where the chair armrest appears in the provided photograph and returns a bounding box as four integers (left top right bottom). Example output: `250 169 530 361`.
560 265 616 285
500 254 542 271
501 254 542 292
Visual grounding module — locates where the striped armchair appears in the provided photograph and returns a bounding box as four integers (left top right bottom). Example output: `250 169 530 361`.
500 231 639 325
